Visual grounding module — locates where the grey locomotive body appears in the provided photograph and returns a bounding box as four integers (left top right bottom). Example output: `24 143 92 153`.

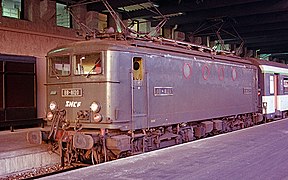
47 39 258 129
29 38 266 165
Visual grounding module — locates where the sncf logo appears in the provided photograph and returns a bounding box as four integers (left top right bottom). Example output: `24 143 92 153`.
65 101 81 108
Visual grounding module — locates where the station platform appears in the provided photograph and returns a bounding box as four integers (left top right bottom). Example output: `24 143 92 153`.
0 127 58 177
42 118 288 180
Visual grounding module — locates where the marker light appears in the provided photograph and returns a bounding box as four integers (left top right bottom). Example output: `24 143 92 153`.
90 102 101 112
93 113 103 122
49 101 57 111
47 112 53 121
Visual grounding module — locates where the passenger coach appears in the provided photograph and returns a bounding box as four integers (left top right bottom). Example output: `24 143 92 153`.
250 59 288 119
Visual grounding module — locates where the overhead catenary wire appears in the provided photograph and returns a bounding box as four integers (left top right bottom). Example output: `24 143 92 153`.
101 0 127 33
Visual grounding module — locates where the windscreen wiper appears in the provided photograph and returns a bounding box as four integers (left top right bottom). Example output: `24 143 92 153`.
50 66 60 79
86 58 101 78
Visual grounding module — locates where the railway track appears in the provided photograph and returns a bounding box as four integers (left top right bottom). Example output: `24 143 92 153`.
1 118 285 179
0 164 82 180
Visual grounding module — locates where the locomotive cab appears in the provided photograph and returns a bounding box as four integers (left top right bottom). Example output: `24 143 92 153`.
45 43 125 133
48 52 103 123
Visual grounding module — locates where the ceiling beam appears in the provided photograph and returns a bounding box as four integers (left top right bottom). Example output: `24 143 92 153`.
232 29 288 38
250 43 288 49
245 40 288 48
86 0 150 12
260 49 288 54
224 35 288 44
57 0 77 5
177 12 288 32
163 0 288 26
258 45 288 54
208 29 288 42
231 11 288 27
122 0 264 20
270 54 288 60
183 22 288 39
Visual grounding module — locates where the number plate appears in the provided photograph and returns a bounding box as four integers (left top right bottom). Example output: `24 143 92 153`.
154 87 173 96
62 88 83 97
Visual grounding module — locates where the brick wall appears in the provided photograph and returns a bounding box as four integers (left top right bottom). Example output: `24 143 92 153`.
0 16 83 118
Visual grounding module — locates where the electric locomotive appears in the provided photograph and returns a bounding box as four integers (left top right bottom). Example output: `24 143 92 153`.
28 36 280 165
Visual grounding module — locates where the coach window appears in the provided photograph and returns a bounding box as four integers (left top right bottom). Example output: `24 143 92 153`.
74 53 102 75
49 55 70 76
284 78 288 94
269 75 274 94
133 57 143 80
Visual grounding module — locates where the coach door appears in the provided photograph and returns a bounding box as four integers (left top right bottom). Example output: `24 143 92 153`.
132 57 148 129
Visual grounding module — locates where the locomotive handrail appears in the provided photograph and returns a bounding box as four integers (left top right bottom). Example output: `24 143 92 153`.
85 31 236 57
44 80 120 85
158 37 213 52
127 35 237 58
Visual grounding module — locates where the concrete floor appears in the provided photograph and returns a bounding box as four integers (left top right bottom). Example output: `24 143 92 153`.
0 127 43 153
0 127 58 176
42 118 288 180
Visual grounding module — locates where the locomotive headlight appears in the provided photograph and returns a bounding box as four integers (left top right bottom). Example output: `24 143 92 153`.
93 113 103 122
47 112 53 121
49 101 57 111
90 102 101 112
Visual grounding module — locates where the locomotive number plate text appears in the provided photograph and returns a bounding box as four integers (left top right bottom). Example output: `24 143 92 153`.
62 88 83 97
243 87 252 95
154 87 173 96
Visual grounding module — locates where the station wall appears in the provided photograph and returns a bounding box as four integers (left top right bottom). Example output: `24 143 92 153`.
0 15 82 118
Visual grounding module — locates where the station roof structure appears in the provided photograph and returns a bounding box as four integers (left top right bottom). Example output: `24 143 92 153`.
58 0 288 61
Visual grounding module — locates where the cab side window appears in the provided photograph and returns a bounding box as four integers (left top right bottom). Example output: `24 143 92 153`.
133 57 143 81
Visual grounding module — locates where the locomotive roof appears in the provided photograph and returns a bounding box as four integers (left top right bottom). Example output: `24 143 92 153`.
48 37 253 65
249 57 288 69
249 57 288 75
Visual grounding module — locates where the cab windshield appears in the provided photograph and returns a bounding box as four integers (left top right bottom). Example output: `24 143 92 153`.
74 53 102 76
49 55 70 77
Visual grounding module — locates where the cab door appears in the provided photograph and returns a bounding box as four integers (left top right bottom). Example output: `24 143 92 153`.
132 57 148 129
